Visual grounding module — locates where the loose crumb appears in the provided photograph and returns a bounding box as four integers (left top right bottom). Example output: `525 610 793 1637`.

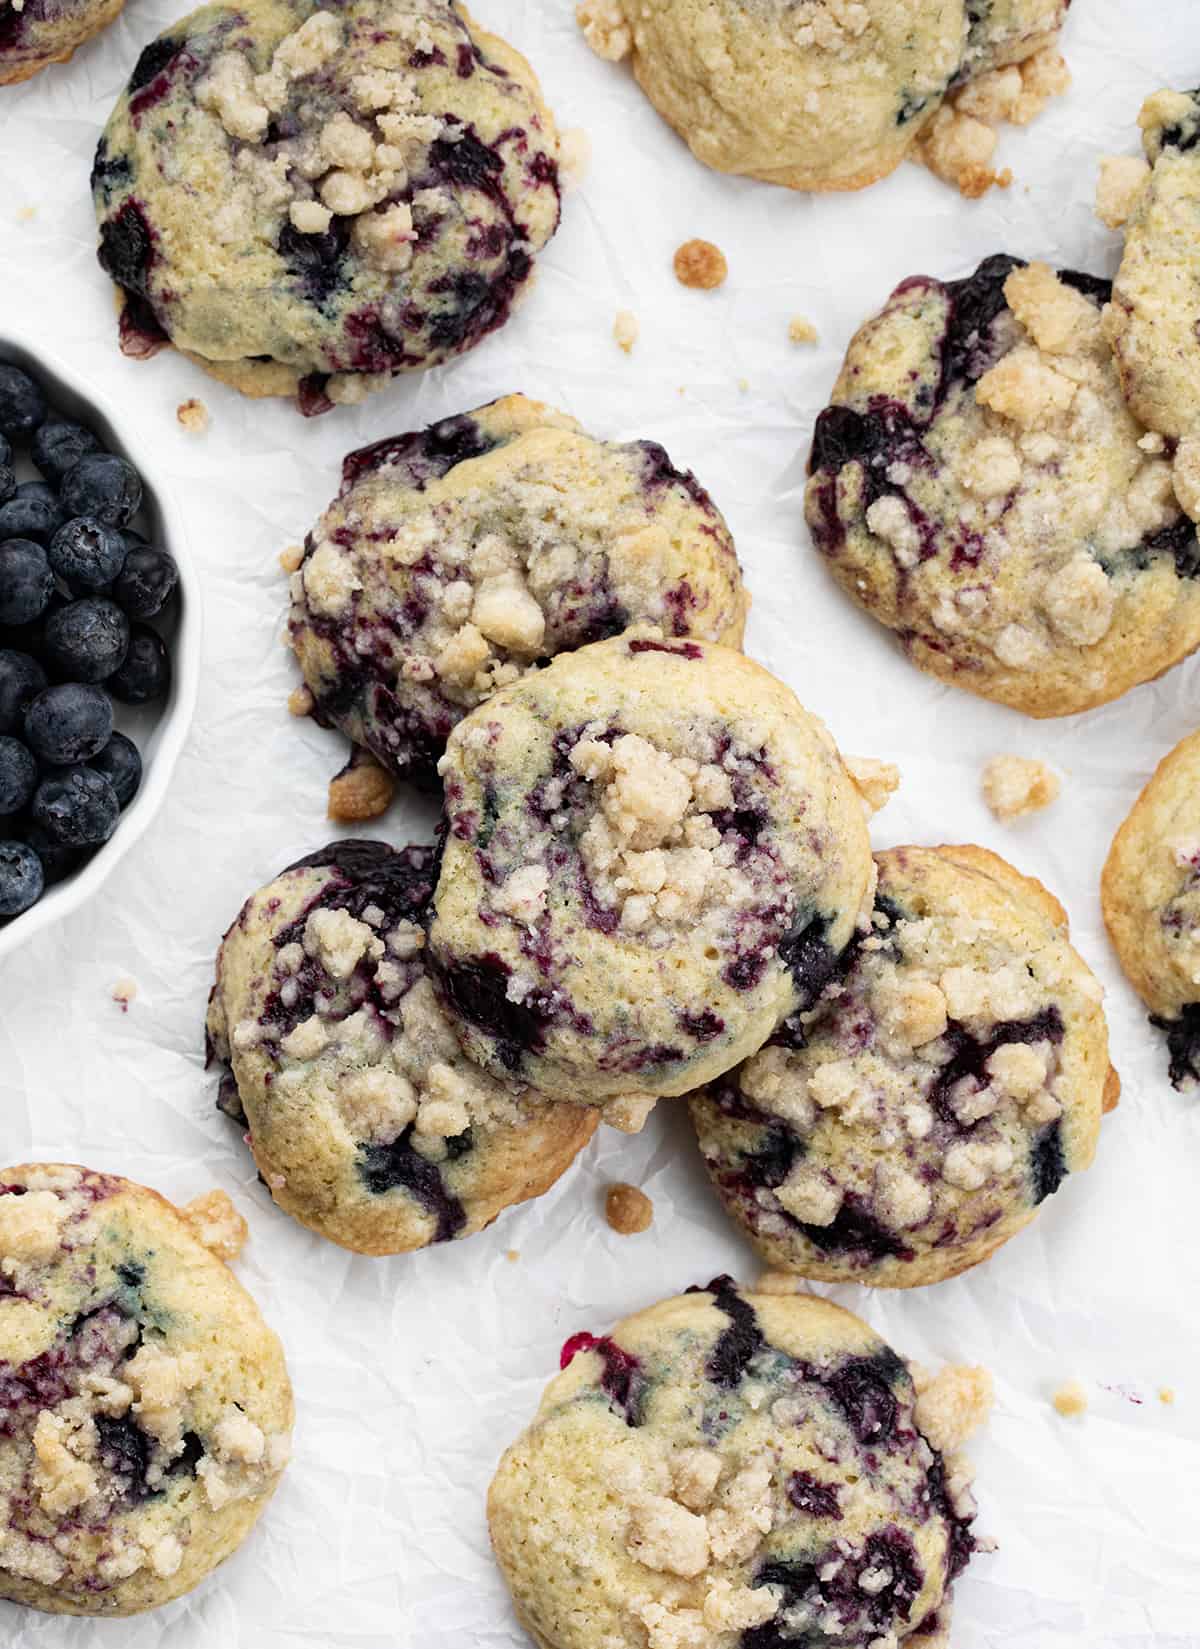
982 754 1061 820
673 239 727 291
1159 1386 1175 1406
605 1182 653 1235
327 754 395 822
846 755 900 816
788 315 819 345
505 1249 520 1263
575 0 630 61
613 309 639 354
180 1190 248 1262
1053 1379 1088 1417
287 685 315 717
16 205 36 223
176 398 210 434
111 977 138 1012
559 127 591 191
279 543 305 574
601 1092 656 1133
754 1271 806 1295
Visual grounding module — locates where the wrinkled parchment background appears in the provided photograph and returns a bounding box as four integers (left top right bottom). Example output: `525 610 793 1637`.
1 1 1198 1643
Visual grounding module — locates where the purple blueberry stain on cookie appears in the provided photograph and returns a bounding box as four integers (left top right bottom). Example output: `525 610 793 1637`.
747 1527 924 1647
435 951 553 1072
357 1129 467 1241
787 1470 844 1520
559 1331 647 1426
96 198 156 299
824 1349 906 1447
1150 1003 1200 1088
339 412 497 491
927 1006 1064 1130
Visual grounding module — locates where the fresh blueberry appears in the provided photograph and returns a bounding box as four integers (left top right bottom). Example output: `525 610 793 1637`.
0 539 54 627
44 597 130 683
0 434 10 469
108 624 169 703
23 819 83 885
0 466 14 508
90 731 141 808
112 543 177 619
49 518 128 592
32 419 102 484
32 765 120 846
0 840 44 917
0 365 46 440
60 453 142 529
0 649 46 735
24 682 113 765
0 736 36 815
0 482 64 546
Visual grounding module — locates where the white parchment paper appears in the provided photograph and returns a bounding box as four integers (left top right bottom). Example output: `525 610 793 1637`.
1 1 1198 1643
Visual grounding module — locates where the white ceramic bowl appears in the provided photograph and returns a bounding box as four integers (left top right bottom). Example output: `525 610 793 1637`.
0 337 200 958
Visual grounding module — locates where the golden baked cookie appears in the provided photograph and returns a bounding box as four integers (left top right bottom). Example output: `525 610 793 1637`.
0 1165 292 1616
575 0 1068 194
489 1279 991 1649
691 845 1116 1288
90 0 560 413
1102 728 1200 1088
430 630 874 1106
0 0 123 85
207 839 596 1253
287 394 748 786
806 255 1200 716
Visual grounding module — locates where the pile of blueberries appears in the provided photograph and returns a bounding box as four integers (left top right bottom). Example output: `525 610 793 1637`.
0 363 179 922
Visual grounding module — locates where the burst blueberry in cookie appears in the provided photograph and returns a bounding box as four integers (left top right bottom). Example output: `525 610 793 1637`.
0 1165 292 1616
287 395 748 787
1103 728 1200 1090
206 838 596 1253
430 631 873 1106
806 255 1200 717
488 1280 992 1649
691 845 1116 1287
576 0 1068 195
91 0 561 413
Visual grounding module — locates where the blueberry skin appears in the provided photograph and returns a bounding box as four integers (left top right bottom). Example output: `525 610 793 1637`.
49 517 129 593
91 730 142 808
0 840 45 917
23 819 83 885
0 538 54 627
0 482 64 546
0 466 14 507
60 454 142 529
32 419 102 484
0 650 46 736
0 736 36 815
108 624 169 703
24 682 113 765
0 365 46 441
112 544 178 619
32 765 120 846
44 597 130 684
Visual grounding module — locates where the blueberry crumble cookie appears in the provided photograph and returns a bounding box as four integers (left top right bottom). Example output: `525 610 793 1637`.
575 0 1069 196
1101 90 1200 481
287 394 748 788
90 0 560 415
691 846 1115 1288
488 1279 991 1649
206 839 596 1253
430 631 874 1109
1102 729 1200 1090
805 255 1200 717
0 0 122 84
0 1165 292 1616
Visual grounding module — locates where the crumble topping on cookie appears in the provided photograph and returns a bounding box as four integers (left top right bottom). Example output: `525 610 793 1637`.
179 1189 249 1261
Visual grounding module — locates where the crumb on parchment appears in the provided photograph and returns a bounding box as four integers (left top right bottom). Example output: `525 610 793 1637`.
176 398 210 434
982 755 1061 820
789 315 819 345
328 753 395 822
674 239 727 290
614 310 639 354
1053 1379 1088 1417
288 685 315 717
279 543 305 574
181 1189 248 1262
605 1182 653 1234
111 978 138 1012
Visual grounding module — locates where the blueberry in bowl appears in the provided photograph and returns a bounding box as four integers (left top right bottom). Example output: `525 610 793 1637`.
0 340 198 953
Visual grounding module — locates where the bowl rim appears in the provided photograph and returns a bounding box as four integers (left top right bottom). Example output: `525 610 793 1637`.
0 334 202 961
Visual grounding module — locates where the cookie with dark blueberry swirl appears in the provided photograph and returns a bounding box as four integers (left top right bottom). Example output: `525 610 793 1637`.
691 845 1117 1288
0 1165 291 1616
206 839 596 1253
90 0 560 413
489 1278 992 1649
